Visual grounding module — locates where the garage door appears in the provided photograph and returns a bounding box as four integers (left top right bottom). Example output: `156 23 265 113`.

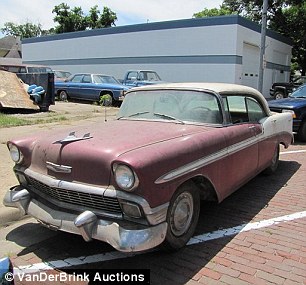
242 42 260 89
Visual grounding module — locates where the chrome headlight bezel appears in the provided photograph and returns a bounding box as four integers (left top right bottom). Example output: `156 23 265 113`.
8 143 24 164
113 164 139 191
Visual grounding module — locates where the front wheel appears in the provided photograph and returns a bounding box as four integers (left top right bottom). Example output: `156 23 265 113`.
162 182 200 251
99 94 113 106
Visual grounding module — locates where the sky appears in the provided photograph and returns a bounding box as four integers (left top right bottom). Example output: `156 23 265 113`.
0 0 224 37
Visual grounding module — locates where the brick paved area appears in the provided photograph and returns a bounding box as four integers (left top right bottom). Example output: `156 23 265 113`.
6 144 306 285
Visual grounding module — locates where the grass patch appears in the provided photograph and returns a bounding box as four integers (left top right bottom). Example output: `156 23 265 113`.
0 113 68 128
0 113 31 127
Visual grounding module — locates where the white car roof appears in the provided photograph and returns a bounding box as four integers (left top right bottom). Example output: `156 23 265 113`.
129 82 271 115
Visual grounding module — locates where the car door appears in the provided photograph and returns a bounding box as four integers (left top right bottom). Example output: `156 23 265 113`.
124 71 139 87
68 74 84 99
80 74 97 101
220 95 261 196
245 96 275 171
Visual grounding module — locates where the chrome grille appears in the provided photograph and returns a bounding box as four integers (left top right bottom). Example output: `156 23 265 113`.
27 176 122 214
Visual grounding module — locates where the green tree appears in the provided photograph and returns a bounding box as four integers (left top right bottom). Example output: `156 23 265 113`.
88 5 117 29
193 5 235 18
269 2 306 75
52 3 117 33
1 21 48 39
52 3 87 33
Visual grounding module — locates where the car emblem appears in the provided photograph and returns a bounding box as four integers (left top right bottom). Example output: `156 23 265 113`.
46 161 72 173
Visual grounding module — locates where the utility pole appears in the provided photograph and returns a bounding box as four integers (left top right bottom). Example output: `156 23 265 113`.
258 0 268 94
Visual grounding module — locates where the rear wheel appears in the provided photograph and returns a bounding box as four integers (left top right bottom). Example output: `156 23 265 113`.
162 182 200 251
59 90 68 101
264 144 280 175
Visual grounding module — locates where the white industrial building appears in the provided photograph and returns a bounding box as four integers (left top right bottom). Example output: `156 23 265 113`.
22 15 292 97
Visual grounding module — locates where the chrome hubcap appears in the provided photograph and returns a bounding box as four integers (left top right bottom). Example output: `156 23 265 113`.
170 192 193 236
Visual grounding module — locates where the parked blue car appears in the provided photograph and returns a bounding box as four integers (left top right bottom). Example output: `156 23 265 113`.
268 84 306 141
55 73 130 106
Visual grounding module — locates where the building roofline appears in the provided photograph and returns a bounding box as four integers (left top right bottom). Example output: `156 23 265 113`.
22 15 292 46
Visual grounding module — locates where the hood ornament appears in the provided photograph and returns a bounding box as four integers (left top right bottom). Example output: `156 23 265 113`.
53 132 93 144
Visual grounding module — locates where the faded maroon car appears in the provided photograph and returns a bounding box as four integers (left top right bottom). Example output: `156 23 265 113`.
4 83 293 252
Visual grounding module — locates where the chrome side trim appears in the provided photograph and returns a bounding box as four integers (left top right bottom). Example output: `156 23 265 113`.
155 133 264 184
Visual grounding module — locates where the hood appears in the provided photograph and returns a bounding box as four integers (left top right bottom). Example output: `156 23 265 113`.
268 98 306 109
15 120 210 186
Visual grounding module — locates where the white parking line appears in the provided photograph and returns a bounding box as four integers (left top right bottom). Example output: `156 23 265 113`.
281 149 306 155
14 210 306 275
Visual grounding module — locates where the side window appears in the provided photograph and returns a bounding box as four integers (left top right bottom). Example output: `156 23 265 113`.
226 96 248 123
7 66 21 73
127 72 138 80
71 75 83 83
225 95 267 124
246 97 266 122
138 72 145 80
82 75 91 83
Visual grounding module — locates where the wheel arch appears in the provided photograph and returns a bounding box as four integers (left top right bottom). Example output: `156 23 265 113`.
57 88 66 94
176 175 219 203
99 89 114 98
274 86 287 94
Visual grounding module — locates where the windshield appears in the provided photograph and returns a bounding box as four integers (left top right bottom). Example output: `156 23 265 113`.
93 75 120 84
291 85 306 98
118 90 222 124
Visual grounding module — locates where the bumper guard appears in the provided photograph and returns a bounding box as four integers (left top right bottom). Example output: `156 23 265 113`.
3 186 167 252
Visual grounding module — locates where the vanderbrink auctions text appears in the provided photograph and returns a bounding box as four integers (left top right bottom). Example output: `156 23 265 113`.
9 269 150 284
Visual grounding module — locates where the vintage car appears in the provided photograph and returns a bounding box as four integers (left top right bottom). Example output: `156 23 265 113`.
4 83 293 252
54 73 129 106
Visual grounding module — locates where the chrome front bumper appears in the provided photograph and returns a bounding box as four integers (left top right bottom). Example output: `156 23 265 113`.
3 187 167 252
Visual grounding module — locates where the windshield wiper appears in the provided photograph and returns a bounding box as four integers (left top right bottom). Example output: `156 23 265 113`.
153 113 184 124
117 111 150 120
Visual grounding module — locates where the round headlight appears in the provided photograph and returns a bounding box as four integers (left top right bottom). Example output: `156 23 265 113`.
114 164 138 191
8 144 23 163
